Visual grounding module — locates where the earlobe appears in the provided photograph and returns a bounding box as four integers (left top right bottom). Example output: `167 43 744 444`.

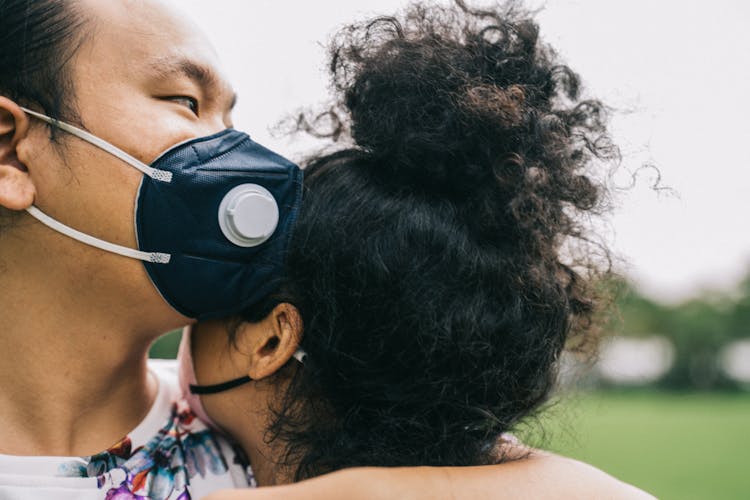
0 97 35 211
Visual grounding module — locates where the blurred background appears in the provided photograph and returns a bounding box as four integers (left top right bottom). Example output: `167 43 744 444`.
150 1 750 498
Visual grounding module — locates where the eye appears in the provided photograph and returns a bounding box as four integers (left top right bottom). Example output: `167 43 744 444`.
164 96 199 116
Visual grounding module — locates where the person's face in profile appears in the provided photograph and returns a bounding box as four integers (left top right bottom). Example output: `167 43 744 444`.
21 0 238 326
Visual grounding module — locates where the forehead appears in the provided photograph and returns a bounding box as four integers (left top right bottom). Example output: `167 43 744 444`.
74 0 230 92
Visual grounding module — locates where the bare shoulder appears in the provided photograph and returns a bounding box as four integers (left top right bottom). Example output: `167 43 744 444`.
494 447 657 499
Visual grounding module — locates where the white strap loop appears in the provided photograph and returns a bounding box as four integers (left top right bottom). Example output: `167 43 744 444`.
20 107 173 183
26 206 171 264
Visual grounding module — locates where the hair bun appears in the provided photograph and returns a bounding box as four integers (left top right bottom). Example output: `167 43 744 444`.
299 0 611 226
309 1 603 196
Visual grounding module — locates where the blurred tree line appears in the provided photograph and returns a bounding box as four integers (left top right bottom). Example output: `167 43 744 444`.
612 274 750 390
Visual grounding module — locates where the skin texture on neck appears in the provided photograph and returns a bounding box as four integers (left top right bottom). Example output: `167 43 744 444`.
222 382 293 487
0 237 160 456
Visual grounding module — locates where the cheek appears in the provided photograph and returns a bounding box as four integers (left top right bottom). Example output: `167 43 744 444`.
191 322 257 432
22 125 142 248
66 145 142 245
193 362 247 434
202 385 259 442
200 393 230 429
28 97 200 247
81 96 198 165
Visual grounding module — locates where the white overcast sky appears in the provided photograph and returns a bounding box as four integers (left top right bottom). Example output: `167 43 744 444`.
173 0 750 303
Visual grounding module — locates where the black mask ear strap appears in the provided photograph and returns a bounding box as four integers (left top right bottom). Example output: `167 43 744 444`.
189 375 252 395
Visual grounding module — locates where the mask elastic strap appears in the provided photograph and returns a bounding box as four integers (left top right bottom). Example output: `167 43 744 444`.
189 375 251 395
26 206 171 264
20 107 173 183
189 348 307 395
19 107 172 263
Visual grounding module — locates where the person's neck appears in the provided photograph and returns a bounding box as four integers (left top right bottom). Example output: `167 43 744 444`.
0 253 163 457
244 431 295 487
227 387 296 487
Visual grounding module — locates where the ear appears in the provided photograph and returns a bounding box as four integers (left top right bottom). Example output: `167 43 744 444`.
0 97 35 210
242 303 303 381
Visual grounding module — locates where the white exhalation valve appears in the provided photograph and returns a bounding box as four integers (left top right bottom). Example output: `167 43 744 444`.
218 183 279 247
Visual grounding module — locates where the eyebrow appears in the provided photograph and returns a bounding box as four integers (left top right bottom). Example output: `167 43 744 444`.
149 57 238 110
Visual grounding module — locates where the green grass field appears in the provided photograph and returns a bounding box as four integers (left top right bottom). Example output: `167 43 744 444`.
523 391 750 500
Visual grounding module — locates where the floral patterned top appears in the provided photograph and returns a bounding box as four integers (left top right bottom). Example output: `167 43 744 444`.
0 360 253 500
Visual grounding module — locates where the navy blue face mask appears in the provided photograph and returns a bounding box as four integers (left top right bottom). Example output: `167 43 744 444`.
21 107 303 320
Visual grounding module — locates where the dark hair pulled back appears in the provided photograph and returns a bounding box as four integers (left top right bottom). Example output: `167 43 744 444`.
242 0 616 481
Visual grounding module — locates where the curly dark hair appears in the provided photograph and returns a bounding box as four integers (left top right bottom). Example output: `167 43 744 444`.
240 0 615 481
